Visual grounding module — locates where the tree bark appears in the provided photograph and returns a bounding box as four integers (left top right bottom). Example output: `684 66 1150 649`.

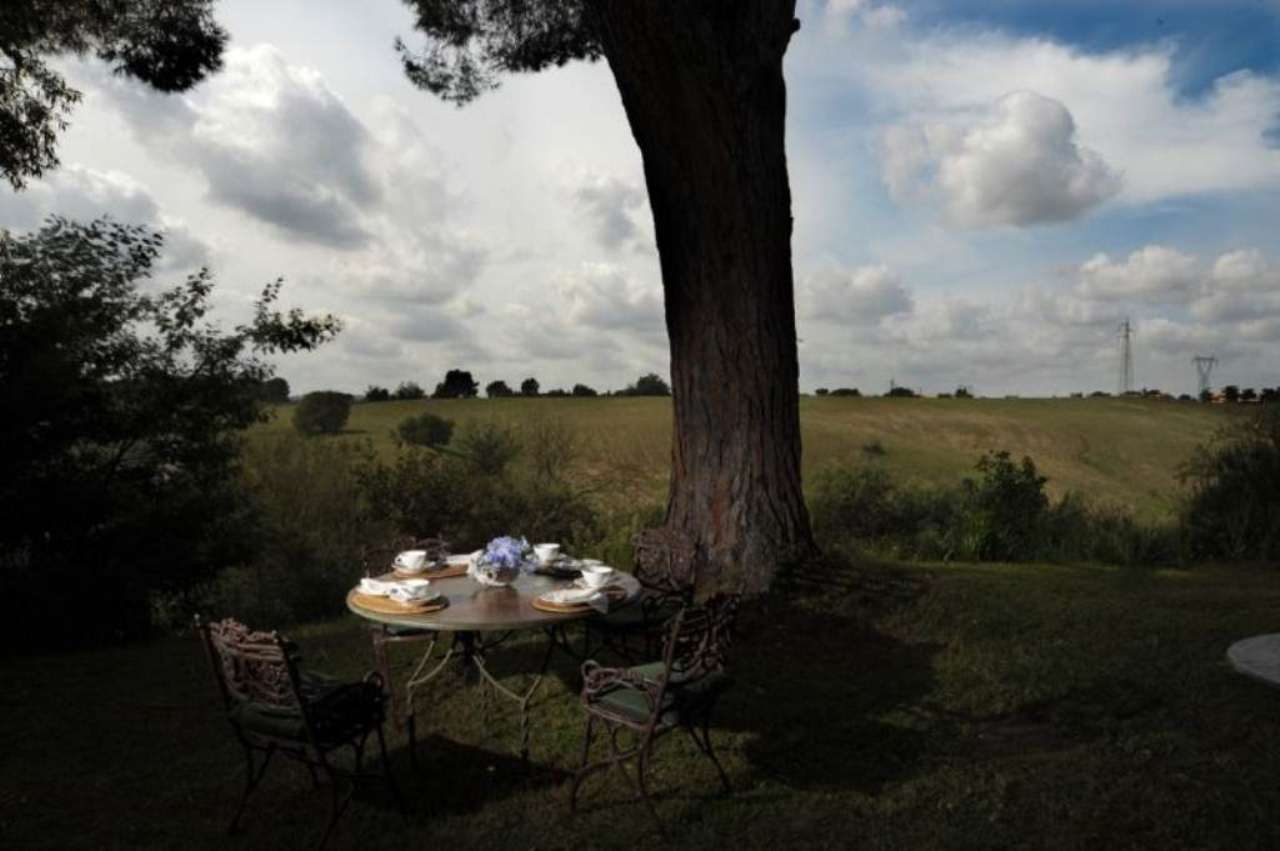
590 1 815 595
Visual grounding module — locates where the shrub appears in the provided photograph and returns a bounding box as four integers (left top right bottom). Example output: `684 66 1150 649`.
486 380 514 398
572 383 598 397
293 391 352 435
956 451 1049 562
433 369 478 399
619 373 671 396
397 412 454 448
815 388 829 396
1180 407 1280 561
456 421 521 475
830 387 861 397
365 385 391 402
394 381 425 400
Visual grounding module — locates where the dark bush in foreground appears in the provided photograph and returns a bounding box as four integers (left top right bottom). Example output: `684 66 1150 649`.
397 412 454 448
293 391 352 435
1181 407 1280 561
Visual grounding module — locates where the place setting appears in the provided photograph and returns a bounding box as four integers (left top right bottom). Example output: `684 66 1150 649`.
531 558 629 615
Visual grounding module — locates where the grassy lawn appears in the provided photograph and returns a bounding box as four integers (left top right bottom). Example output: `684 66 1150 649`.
10 559 1280 849
253 397 1236 519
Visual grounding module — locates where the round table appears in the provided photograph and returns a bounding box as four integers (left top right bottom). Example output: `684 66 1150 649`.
347 569 641 761
1227 634 1280 689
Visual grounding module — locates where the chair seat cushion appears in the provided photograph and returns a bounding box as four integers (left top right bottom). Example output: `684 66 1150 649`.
590 662 730 726
230 672 382 744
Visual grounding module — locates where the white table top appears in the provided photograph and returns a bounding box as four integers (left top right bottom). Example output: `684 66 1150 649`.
1227 634 1280 688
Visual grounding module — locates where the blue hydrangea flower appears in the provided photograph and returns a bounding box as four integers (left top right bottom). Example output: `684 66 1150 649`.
483 536 530 570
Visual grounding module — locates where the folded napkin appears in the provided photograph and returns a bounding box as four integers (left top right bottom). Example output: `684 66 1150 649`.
541 587 609 614
359 577 436 604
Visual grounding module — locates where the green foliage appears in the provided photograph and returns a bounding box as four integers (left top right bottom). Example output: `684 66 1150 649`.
486 379 514 398
433 368 478 399
814 387 829 396
618 372 670 396
959 451 1049 561
830 387 860 397
364 385 391 402
572 383 598 397
257 376 290 403
886 386 917 398
397 0 601 105
1180 407 1280 561
191 436 385 628
292 391 352 435
0 218 337 643
455 420 521 475
0 0 227 188
810 449 1176 566
396 411 454 448
520 377 540 396
394 381 425 400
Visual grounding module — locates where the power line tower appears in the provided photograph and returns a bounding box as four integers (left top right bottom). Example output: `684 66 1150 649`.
1117 318 1135 395
1192 354 1217 397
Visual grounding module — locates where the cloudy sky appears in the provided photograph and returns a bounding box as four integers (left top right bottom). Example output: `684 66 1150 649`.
3 0 1278 397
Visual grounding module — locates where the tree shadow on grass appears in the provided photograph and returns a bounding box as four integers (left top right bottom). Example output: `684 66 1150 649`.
720 597 944 794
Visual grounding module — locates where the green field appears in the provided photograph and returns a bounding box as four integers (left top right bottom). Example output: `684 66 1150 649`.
255 397 1239 520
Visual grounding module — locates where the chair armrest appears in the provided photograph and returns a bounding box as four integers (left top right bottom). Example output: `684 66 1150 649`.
580 659 665 707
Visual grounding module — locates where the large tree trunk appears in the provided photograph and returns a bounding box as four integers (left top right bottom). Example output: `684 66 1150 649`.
590 1 815 595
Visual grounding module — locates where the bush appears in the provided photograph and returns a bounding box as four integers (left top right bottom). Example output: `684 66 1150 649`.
365 385 391 402
456 421 522 475
293 391 353 435
394 381 425 400
619 373 670 396
397 412 454 448
193 436 386 628
809 449 1176 566
486 380 514 398
433 369 478 399
831 387 861 397
572 383 598 397
1180 407 1280 561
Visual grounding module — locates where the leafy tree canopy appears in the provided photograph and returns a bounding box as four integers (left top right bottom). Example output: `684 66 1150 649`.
293 391 352 435
520 377 540 396
365 385 392 402
572 383 598 397
434 368 479 399
0 0 227 188
394 380 425 400
0 217 338 638
396 0 601 105
486 379 514 398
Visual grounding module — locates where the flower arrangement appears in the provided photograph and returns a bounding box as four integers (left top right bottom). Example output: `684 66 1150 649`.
468 536 531 587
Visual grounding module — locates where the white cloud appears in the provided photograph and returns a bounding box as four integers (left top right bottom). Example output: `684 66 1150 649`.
1076 245 1199 304
883 91 1121 227
570 171 652 253
0 164 209 273
558 262 664 333
859 35 1280 207
802 264 914 322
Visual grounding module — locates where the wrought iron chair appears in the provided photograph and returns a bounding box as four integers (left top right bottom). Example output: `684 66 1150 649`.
583 528 697 662
195 616 403 848
363 535 448 739
570 595 741 827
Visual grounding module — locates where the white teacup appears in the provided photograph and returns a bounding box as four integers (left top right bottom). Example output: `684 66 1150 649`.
579 565 615 589
393 550 429 573
533 543 561 565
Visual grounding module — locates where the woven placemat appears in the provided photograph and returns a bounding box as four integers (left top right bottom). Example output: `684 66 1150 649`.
531 586 627 614
389 562 469 580
350 592 449 615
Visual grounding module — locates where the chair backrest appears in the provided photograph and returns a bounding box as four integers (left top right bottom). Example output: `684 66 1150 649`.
360 534 450 577
661 594 741 684
196 616 304 714
632 527 697 599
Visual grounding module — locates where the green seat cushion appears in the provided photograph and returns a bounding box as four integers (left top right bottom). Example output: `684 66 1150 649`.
229 672 381 744
592 662 730 725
